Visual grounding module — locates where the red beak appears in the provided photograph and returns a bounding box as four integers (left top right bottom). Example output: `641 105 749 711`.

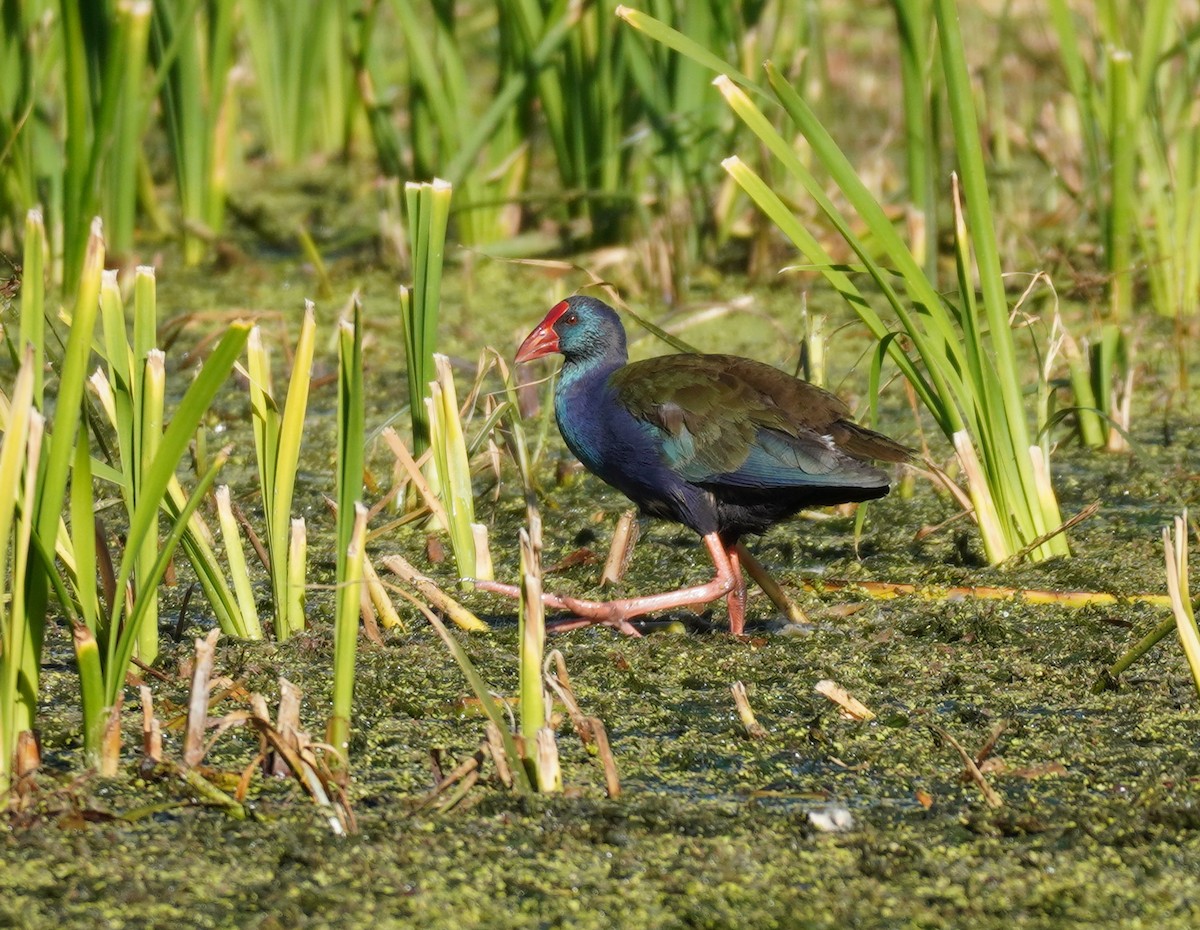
515 304 567 363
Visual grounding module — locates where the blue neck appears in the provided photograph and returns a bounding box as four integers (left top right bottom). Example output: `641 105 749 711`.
554 352 625 475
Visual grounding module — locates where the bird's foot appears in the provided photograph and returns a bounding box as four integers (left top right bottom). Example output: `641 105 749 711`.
471 579 521 599
471 579 643 637
474 532 741 636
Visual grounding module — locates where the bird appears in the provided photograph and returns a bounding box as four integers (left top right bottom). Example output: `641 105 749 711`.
477 295 912 636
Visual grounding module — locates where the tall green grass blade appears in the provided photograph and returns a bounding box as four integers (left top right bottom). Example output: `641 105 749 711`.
151 0 238 264
248 305 315 639
69 410 100 634
59 1 94 285
715 84 952 427
889 0 938 279
18 210 46 401
164 478 255 639
58 3 152 281
134 350 164 662
4 410 43 782
329 299 364 771
616 5 756 92
329 503 366 770
17 219 104 746
105 1 152 255
401 180 451 458
215 485 261 643
0 352 37 792
934 0 1067 556
36 219 103 546
287 517 307 631
1105 48 1134 319
271 305 315 636
1045 0 1102 183
443 1 581 187
335 300 365 590
101 445 231 714
242 0 350 164
66 425 106 767
427 354 476 583
103 320 251 698
89 349 252 640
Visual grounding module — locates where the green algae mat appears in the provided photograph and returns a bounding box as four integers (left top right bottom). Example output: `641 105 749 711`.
5 423 1200 929
3 235 1199 930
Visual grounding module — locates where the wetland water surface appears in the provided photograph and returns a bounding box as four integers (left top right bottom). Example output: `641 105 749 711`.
4 245 1200 930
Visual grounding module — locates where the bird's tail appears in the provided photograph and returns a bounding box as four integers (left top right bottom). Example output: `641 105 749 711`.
835 421 918 464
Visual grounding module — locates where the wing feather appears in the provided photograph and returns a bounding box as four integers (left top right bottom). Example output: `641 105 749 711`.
612 354 903 490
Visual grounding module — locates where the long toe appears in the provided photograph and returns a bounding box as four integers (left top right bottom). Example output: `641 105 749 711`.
473 579 522 599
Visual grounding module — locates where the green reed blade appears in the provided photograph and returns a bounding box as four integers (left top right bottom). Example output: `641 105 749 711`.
402 181 451 458
271 305 316 636
1105 48 1134 320
287 518 307 631
164 478 255 639
18 210 46 401
427 354 476 582
329 300 364 771
104 321 250 680
215 484 261 645
1 398 42 790
134 350 164 662
68 407 99 635
103 446 230 711
36 219 103 561
328 503 366 770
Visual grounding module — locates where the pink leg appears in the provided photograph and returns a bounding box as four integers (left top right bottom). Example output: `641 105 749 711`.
474 532 737 636
725 546 747 635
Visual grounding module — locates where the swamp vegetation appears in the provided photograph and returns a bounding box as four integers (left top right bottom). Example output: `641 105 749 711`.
3 1 1200 928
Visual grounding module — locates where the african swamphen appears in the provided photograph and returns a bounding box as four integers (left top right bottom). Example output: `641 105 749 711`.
479 296 912 635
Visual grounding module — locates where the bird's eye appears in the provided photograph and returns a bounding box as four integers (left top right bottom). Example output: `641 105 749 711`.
563 312 578 325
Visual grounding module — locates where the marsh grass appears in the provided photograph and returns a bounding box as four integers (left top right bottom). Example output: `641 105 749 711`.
0 217 253 779
1046 0 1198 320
0 351 42 795
95 267 164 663
246 306 317 640
79 327 246 771
59 2 154 279
1163 512 1200 696
3 4 138 276
3 0 1200 825
241 0 357 165
426 353 480 583
150 0 239 265
888 0 938 280
328 299 365 771
400 180 451 461
624 3 1070 565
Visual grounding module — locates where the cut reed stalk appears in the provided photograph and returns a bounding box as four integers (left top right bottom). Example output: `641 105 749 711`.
426 353 477 583
401 180 452 460
328 299 365 772
1163 512 1200 696
246 305 316 640
0 353 39 795
518 527 547 788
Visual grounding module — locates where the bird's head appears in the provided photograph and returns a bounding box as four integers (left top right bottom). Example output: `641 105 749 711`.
515 296 627 365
